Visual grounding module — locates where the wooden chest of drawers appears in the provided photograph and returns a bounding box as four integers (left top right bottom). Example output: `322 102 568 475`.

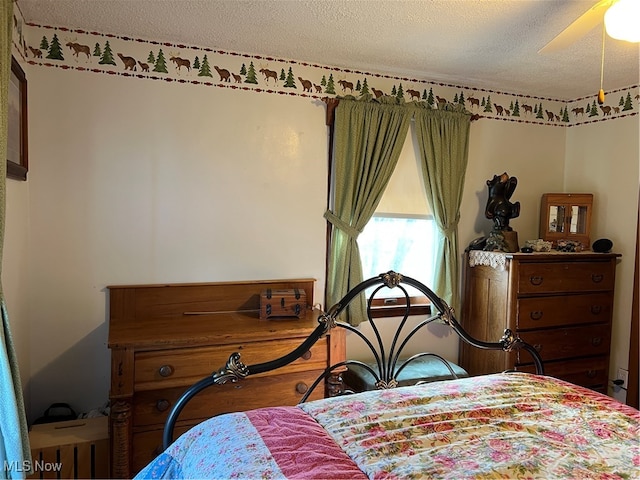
459 251 620 392
107 279 345 479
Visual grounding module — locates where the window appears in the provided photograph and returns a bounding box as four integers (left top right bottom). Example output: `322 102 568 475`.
357 130 436 316
359 214 436 314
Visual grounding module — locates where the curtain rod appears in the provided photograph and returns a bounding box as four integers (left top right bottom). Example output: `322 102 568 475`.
321 97 479 126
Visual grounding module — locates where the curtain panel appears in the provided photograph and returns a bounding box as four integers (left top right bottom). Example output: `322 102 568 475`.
324 96 472 325
1 0 32 477
414 105 471 313
324 97 412 325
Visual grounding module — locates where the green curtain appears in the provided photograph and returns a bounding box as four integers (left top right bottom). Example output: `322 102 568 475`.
324 97 412 325
1 0 31 477
413 105 471 313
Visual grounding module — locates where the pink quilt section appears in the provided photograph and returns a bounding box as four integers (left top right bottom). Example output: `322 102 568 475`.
246 407 368 479
135 405 366 479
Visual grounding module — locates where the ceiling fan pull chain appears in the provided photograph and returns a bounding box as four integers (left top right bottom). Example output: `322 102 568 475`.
598 22 606 105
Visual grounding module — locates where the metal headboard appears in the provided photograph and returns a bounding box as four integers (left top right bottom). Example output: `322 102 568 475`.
162 271 544 449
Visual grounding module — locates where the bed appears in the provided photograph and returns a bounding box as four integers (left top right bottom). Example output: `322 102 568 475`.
134 271 640 479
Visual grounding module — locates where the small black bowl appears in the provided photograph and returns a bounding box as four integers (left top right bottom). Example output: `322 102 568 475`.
520 247 534 253
592 238 613 253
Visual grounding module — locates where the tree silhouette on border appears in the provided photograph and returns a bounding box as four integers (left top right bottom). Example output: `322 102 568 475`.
360 78 370 96
283 67 296 88
484 95 493 113
245 62 258 84
99 40 116 65
512 99 520 117
46 33 64 60
153 48 168 73
198 54 212 77
325 74 336 94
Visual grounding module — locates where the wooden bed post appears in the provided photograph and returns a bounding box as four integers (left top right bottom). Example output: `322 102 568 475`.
327 327 346 396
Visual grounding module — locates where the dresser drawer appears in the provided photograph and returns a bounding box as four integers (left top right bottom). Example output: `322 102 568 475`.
517 261 615 294
518 323 611 363
517 293 612 330
133 425 192 474
133 368 326 427
518 356 608 389
134 338 328 391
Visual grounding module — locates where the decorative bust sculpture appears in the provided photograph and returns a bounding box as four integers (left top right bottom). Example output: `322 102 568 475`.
485 172 520 231
483 172 520 252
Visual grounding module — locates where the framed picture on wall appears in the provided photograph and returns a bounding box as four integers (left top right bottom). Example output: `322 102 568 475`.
7 56 28 181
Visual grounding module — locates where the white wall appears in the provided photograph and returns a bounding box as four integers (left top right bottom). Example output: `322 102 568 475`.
3 49 31 416
2 179 30 406
4 43 637 420
460 120 566 248
565 116 640 400
23 67 329 420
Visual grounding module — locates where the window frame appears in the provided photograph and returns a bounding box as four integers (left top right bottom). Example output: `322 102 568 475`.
368 295 432 318
359 213 436 318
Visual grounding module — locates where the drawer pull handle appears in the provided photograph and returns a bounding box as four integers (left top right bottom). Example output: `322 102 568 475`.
591 337 602 346
533 344 543 352
158 365 174 377
586 370 597 378
302 350 312 360
529 276 543 286
296 382 309 394
591 274 604 283
156 399 170 412
590 305 603 315
530 311 544 321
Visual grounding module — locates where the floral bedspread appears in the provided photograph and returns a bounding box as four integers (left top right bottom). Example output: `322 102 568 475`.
301 373 640 479
136 373 639 480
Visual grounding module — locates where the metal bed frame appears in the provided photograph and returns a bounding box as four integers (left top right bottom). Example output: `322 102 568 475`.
163 271 544 449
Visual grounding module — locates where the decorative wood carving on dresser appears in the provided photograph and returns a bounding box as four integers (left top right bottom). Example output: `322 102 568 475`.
107 279 346 479
459 251 620 393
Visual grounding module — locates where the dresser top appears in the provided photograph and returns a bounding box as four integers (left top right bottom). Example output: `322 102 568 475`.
107 278 322 351
108 309 324 350
468 250 620 270
107 278 316 289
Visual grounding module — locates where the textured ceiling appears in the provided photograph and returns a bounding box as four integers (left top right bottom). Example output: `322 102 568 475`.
15 0 640 99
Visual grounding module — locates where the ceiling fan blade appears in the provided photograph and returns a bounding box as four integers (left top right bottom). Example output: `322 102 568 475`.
538 0 615 54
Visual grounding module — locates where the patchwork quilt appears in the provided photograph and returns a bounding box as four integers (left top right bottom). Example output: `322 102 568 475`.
136 373 640 479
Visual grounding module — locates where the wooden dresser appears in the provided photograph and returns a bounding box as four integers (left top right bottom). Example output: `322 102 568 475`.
459 251 620 393
107 279 345 479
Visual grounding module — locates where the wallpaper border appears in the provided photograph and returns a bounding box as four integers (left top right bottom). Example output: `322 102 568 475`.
12 19 640 128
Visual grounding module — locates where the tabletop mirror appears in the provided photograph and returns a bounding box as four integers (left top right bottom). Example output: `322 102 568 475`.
539 193 593 249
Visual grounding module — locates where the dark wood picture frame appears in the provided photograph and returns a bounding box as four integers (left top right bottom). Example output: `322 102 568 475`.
7 56 28 181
